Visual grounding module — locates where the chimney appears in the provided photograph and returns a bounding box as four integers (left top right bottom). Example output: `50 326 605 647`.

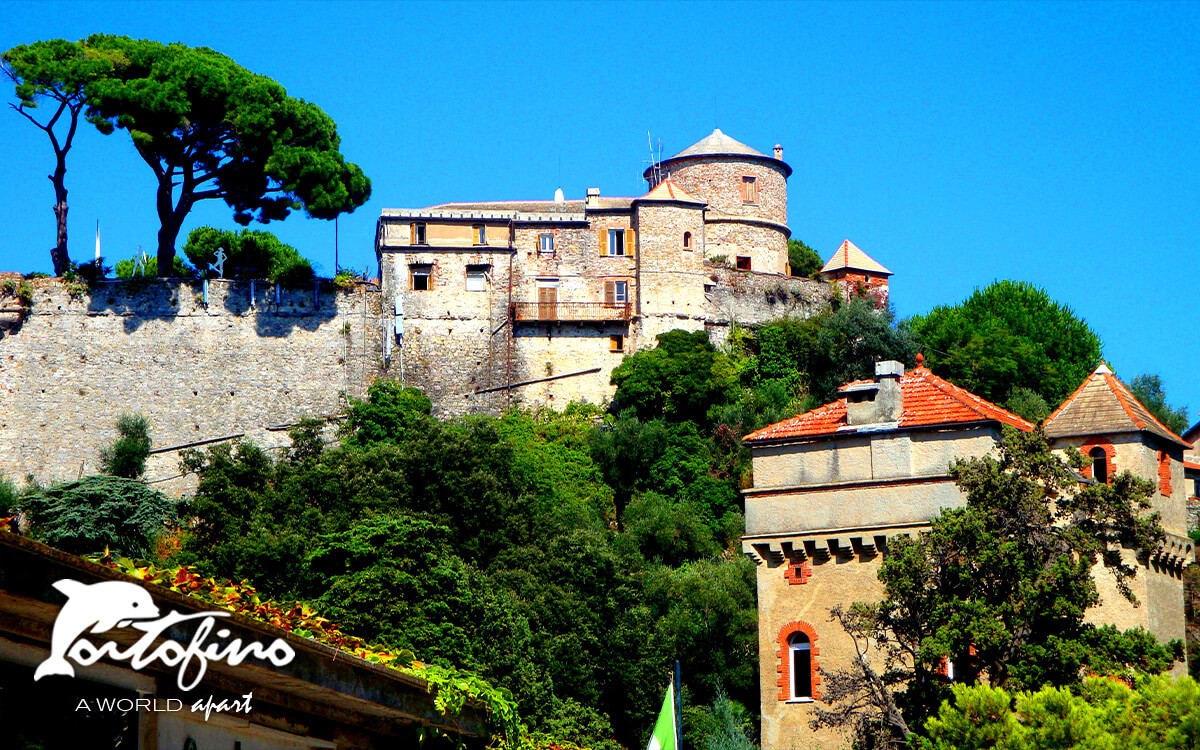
554 187 565 205
844 360 905 425
585 188 600 210
773 144 783 161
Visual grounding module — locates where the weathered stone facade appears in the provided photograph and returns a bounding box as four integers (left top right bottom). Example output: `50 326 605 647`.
0 130 865 484
377 129 845 416
0 278 383 493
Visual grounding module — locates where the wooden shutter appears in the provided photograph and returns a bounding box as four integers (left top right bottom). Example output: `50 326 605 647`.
410 223 416 245
626 229 636 258
538 286 558 320
599 228 607 256
604 281 615 305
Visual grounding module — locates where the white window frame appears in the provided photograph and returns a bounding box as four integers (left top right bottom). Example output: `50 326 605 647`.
607 229 626 256
539 233 555 254
465 267 487 292
789 634 813 702
475 225 487 245
613 280 628 304
413 222 427 245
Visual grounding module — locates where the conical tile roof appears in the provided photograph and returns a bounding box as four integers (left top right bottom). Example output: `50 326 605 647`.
670 128 764 159
820 239 893 276
1044 365 1190 448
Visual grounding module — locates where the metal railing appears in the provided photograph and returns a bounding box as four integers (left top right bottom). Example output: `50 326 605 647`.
511 301 632 322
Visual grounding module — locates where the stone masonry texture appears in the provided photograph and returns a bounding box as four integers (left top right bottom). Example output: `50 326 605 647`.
0 278 383 495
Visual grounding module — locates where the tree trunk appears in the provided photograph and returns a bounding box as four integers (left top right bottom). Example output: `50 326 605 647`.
50 138 71 277
155 177 188 277
52 191 69 276
156 219 183 276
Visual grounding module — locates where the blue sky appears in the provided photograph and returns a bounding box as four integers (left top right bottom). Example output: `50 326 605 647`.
1 1 1198 423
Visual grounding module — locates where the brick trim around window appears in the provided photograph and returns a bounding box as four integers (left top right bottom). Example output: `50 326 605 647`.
1158 451 1173 497
776 621 820 701
783 560 811 585
1080 437 1116 483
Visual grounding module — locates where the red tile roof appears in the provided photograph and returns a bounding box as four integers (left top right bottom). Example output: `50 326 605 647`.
744 366 1034 443
637 179 705 204
819 239 893 276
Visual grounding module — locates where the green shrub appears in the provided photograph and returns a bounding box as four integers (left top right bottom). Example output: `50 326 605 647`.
99 413 152 478
20 475 179 557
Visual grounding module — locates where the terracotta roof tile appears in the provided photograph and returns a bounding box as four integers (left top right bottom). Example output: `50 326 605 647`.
1043 365 1190 448
819 239 893 276
744 367 1033 443
637 179 705 204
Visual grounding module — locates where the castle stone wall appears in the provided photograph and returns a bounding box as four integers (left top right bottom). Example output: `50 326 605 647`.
0 278 384 494
667 156 788 226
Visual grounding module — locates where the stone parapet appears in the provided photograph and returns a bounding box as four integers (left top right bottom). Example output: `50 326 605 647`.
0 278 384 495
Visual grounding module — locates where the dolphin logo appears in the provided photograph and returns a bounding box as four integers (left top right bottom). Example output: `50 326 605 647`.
34 579 160 681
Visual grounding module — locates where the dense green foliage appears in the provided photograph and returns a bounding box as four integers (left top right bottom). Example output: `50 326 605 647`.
917 676 1200 749
183 226 314 283
99 413 152 478
751 296 917 404
787 239 822 278
114 251 195 279
178 388 757 750
2 39 119 275
610 330 739 424
173 299 914 747
686 690 757 750
1001 386 1050 424
906 280 1103 406
1128 373 1190 436
80 35 370 273
815 428 1181 747
21 476 178 557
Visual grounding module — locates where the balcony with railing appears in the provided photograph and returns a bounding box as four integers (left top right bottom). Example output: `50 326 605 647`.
511 301 632 322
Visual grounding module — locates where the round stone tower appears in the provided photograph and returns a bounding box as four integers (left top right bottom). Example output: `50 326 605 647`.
644 129 792 274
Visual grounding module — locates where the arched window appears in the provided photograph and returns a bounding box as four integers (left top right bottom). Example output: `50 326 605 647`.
1090 446 1108 485
776 621 820 701
789 632 812 699
683 231 692 250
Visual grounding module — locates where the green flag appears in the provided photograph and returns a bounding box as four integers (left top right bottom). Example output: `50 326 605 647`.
646 681 677 750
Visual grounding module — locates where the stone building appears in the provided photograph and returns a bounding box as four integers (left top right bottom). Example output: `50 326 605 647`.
1183 420 1199 525
0 129 897 488
742 360 1193 750
374 129 849 416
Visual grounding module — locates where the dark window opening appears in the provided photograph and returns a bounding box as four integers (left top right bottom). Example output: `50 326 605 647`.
789 632 812 699
411 264 432 291
608 229 626 256
1090 447 1108 484
735 256 751 271
683 231 692 250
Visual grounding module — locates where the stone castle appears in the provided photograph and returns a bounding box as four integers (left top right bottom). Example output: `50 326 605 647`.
375 128 889 414
0 129 891 488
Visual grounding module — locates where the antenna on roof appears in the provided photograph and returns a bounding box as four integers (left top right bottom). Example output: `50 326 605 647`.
645 132 664 188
